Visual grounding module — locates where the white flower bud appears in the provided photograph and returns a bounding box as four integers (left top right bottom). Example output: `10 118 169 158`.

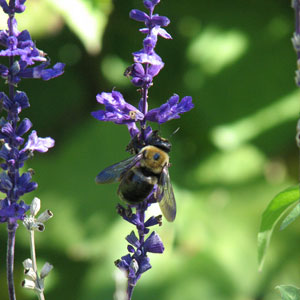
23 258 33 269
40 262 53 279
30 197 41 216
37 210 53 223
24 268 37 281
21 279 35 289
130 259 139 274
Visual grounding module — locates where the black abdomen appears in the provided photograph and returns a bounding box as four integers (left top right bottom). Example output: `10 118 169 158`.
118 168 157 204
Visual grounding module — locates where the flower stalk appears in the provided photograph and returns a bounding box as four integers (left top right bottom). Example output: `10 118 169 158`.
22 197 54 300
7 222 17 300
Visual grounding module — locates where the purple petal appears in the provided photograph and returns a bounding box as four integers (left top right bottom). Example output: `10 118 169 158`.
0 0 10 13
143 36 157 53
146 94 194 124
0 171 13 191
0 64 9 77
143 0 160 10
129 9 149 22
150 15 170 27
137 256 151 274
41 62 65 80
148 63 164 77
92 91 144 125
17 172 37 195
0 144 10 160
143 231 164 253
14 91 29 110
23 130 55 153
0 199 29 223
14 0 26 13
126 123 140 138
126 231 141 248
133 49 163 65
16 118 32 136
155 27 172 39
1 122 13 136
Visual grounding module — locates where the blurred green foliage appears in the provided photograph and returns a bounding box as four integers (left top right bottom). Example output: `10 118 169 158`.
0 0 300 299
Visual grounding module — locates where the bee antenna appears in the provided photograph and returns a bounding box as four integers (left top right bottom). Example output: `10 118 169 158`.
169 127 180 139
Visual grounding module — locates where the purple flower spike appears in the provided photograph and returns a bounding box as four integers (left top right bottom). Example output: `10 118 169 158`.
22 130 55 153
146 94 194 124
93 1 195 298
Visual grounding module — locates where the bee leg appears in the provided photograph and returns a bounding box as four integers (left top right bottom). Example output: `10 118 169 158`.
156 215 163 226
125 205 133 218
116 203 126 217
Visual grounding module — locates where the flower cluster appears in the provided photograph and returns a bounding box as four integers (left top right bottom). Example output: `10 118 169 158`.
92 0 193 299
0 0 64 225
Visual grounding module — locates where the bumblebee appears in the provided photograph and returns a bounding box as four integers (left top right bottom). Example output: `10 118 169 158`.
96 133 176 222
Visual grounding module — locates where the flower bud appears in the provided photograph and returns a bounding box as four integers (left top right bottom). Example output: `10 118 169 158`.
23 258 33 269
30 197 40 216
21 279 35 289
37 209 53 223
40 262 53 279
24 268 37 280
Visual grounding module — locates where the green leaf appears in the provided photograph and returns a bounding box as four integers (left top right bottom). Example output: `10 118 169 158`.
45 0 112 54
257 186 299 271
276 285 300 300
280 202 300 231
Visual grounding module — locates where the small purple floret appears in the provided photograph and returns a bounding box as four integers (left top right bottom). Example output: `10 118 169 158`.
146 94 194 124
22 130 55 153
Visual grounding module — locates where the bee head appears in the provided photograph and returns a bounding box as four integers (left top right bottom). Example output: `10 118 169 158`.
126 130 171 154
141 145 169 174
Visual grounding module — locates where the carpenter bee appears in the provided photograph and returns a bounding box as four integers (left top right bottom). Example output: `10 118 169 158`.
96 132 176 222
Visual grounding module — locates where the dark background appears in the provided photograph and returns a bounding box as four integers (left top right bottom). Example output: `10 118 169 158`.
0 0 299 299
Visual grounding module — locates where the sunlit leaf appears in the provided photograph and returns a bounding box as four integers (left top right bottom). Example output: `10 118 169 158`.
257 186 299 271
45 0 112 54
276 285 300 300
280 201 300 231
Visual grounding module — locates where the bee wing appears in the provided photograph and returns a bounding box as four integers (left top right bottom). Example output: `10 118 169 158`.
157 166 176 222
96 153 142 184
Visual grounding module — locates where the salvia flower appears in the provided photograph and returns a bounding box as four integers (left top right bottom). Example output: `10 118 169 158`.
0 1 64 299
146 94 194 124
92 0 194 299
0 0 64 225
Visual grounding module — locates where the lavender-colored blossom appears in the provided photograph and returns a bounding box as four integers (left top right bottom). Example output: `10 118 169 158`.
129 9 170 28
0 199 29 223
146 94 194 124
0 1 64 298
22 130 55 153
91 91 145 136
0 0 26 14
